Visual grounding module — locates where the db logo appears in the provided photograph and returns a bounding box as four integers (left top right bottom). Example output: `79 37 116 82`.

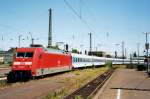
58 61 61 65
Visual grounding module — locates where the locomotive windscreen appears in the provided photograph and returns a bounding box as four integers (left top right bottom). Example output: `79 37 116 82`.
16 52 34 58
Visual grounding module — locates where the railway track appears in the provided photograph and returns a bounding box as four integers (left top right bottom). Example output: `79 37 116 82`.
0 67 10 81
0 76 7 81
64 69 114 99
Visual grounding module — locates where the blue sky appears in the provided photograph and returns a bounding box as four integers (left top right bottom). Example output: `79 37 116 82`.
0 0 150 57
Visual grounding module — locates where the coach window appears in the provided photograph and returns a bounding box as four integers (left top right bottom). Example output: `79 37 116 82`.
76 58 78 62
73 57 75 62
74 58 76 62
86 59 88 62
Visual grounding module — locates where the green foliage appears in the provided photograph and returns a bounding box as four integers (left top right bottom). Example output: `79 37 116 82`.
44 88 67 99
75 95 83 99
44 67 108 98
50 45 60 50
137 64 146 71
0 63 10 67
72 49 78 53
0 80 7 87
0 62 4 65
105 54 112 58
106 60 113 69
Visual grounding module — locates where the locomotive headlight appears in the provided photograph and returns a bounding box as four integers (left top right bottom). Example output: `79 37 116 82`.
25 65 31 68
13 66 16 68
25 62 32 65
28 65 31 68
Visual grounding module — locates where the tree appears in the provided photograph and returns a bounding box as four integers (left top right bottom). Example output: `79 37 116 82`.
133 52 137 57
115 51 117 58
72 49 78 53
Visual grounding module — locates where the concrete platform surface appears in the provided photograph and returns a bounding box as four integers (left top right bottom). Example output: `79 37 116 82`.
94 68 150 99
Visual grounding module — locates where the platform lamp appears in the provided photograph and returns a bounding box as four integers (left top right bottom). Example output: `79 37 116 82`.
143 32 150 73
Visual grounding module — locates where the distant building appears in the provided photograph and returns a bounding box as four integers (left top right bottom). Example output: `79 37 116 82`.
0 48 16 64
0 57 4 63
0 51 5 63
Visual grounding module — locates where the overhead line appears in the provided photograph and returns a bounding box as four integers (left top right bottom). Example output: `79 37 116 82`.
0 24 25 33
64 0 95 33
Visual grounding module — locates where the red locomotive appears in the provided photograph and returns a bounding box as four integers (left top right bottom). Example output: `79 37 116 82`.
7 47 72 81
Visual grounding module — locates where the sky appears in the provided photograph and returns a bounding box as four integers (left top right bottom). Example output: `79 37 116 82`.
0 0 150 57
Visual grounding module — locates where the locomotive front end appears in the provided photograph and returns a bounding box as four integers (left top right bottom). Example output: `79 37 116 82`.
13 52 33 70
7 48 36 82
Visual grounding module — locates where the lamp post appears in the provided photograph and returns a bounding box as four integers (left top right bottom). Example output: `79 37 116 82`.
28 32 39 46
122 41 125 64
29 32 33 45
115 44 120 58
88 33 92 55
1 35 4 51
144 32 150 73
137 43 140 65
80 44 84 54
18 35 22 48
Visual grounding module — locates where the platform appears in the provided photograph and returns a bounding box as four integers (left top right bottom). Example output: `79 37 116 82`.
94 68 150 99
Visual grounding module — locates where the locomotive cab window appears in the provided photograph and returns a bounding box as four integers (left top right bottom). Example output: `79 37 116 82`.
16 52 25 58
16 52 34 58
25 52 34 58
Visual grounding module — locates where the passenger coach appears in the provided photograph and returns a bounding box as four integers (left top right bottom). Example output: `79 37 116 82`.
71 53 106 68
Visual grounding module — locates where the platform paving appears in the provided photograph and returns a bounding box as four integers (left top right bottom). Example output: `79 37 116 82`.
94 68 150 99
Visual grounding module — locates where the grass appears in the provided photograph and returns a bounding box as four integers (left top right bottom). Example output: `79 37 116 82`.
44 64 125 99
44 87 68 99
44 66 109 99
0 80 7 88
0 63 11 68
113 64 126 69
74 95 83 99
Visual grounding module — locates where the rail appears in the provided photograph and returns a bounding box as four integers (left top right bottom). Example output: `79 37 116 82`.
0 76 7 81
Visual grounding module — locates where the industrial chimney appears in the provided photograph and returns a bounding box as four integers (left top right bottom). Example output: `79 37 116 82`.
48 8 52 48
